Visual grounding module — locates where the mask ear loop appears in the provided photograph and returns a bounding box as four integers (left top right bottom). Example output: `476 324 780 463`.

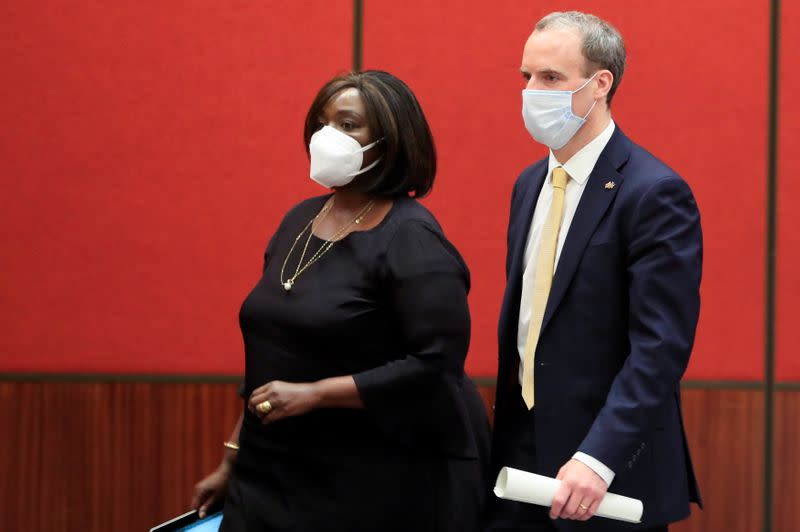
348 138 385 178
580 98 598 120
358 137 384 153
349 156 383 177
571 72 599 94
572 73 600 120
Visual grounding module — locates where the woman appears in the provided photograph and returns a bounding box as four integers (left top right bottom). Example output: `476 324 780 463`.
191 70 490 532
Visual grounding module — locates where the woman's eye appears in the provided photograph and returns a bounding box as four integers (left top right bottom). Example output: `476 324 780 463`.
341 122 355 131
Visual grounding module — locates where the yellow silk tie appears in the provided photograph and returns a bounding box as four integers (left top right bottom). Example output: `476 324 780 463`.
521 166 569 409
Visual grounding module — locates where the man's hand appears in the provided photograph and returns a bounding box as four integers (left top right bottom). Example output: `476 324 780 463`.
549 459 608 521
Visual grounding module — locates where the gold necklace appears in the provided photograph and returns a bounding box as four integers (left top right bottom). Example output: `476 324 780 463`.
279 198 375 292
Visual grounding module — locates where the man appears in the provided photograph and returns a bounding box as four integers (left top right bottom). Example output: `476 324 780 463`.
486 11 702 532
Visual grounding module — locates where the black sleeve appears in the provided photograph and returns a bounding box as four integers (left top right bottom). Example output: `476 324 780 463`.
262 228 280 272
352 220 478 457
239 228 281 399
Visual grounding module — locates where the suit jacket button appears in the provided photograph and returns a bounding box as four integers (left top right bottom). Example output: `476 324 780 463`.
627 461 633 469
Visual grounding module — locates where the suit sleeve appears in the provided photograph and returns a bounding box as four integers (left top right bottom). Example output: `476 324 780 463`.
352 220 477 457
577 176 702 472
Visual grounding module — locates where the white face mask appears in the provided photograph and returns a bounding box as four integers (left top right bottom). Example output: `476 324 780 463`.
521 73 598 150
309 125 383 188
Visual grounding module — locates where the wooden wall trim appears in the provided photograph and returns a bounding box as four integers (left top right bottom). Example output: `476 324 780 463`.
0 383 770 532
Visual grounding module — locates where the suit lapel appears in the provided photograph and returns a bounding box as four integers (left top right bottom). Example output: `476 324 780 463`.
540 128 631 333
498 163 547 357
508 166 548 285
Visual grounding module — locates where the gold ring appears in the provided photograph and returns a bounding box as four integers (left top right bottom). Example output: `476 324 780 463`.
256 400 273 414
578 504 589 512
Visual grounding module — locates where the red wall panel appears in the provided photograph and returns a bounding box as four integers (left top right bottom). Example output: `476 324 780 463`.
0 1 352 373
776 1 800 381
0 1 774 380
363 0 768 379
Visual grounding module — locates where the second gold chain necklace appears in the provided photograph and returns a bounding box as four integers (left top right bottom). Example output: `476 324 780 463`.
279 198 375 292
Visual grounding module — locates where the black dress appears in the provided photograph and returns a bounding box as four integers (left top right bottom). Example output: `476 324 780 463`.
221 195 491 532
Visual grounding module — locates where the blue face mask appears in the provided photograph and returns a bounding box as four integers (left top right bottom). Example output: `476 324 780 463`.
521 73 598 150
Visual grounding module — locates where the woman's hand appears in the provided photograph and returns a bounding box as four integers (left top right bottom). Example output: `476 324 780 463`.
191 457 233 518
248 381 322 424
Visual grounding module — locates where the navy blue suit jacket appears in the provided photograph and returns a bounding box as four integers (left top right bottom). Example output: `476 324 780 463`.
492 127 703 529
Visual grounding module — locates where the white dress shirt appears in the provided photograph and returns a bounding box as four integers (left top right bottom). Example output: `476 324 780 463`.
516 119 617 486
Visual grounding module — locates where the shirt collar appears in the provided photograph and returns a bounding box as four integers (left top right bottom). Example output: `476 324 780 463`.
547 119 616 186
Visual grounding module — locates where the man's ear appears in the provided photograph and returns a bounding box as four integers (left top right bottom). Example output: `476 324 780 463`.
595 70 614 101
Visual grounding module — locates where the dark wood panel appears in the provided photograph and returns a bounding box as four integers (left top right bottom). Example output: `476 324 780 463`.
774 391 799 532
0 382 242 532
672 389 764 532
0 383 765 532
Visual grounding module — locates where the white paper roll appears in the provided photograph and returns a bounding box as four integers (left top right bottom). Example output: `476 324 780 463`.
493 467 643 524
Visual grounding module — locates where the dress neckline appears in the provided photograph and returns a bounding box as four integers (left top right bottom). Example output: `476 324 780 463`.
309 194 401 242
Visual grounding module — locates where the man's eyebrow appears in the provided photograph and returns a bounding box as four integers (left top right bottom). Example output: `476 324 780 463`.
520 67 565 78
536 68 565 77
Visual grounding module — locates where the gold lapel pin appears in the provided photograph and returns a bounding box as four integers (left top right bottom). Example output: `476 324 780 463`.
604 181 616 190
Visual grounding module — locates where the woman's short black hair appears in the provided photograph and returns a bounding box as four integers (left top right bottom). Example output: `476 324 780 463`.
303 70 436 198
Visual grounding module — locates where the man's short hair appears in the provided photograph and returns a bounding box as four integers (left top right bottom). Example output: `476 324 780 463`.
536 11 626 105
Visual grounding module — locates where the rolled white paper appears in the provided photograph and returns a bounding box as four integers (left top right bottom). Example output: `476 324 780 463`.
493 467 643 524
